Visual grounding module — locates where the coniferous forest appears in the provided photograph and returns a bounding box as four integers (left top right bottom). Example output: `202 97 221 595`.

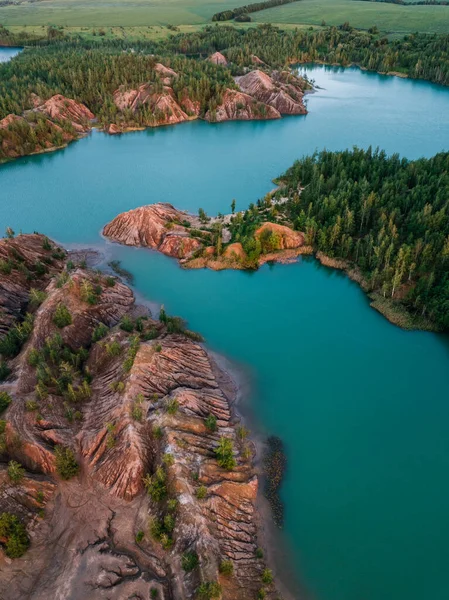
280 148 449 330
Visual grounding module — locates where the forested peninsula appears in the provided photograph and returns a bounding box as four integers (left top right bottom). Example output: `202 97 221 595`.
103 149 449 333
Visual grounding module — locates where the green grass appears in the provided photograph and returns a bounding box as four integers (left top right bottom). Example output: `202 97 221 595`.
252 0 449 34
0 0 246 27
1 0 448 33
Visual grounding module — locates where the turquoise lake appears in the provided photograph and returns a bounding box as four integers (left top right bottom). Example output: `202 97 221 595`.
0 47 21 62
1 64 449 600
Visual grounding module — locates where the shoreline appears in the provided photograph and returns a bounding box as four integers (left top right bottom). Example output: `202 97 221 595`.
64 239 304 598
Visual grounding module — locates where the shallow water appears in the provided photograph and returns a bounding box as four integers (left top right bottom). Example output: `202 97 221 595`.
1 65 449 600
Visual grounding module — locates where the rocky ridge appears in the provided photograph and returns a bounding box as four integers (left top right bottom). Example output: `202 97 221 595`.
0 233 278 599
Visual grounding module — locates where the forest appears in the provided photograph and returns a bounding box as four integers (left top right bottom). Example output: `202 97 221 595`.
278 148 449 330
1 25 449 125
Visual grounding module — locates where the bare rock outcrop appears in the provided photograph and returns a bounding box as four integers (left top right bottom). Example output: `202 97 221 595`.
0 234 66 336
255 221 305 249
208 51 228 65
0 233 279 599
236 69 307 115
33 94 94 132
205 89 280 122
103 203 202 259
113 84 191 126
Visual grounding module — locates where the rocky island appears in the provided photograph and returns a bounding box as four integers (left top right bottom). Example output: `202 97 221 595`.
0 233 279 599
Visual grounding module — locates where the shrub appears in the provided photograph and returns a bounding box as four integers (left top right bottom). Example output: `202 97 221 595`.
7 460 25 483
261 569 273 584
55 271 69 288
120 316 134 332
0 512 30 558
80 280 99 305
153 426 163 439
143 466 167 502
55 445 79 480
105 276 116 287
105 340 121 356
110 380 125 393
204 414 217 432
25 400 38 412
163 453 175 467
0 361 11 382
196 485 207 500
53 303 72 328
167 498 178 512
0 313 34 358
219 560 234 576
154 343 162 352
150 588 158 599
255 547 264 559
92 323 108 342
29 288 47 309
136 530 144 543
163 513 175 532
257 589 266 599
196 581 221 599
0 391 12 413
236 425 249 441
42 237 52 251
215 437 236 470
165 398 179 415
182 550 199 572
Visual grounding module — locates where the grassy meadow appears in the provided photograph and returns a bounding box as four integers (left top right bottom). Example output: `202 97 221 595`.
0 0 448 35
253 0 449 34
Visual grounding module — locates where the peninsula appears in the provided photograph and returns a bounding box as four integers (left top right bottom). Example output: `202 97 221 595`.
0 233 278 599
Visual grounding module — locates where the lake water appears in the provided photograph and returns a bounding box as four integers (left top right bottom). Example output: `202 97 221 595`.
0 46 22 62
1 64 449 600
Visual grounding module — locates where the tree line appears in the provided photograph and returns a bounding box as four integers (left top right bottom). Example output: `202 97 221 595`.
212 0 300 22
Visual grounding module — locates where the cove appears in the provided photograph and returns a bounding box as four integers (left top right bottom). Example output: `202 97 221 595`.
1 65 449 600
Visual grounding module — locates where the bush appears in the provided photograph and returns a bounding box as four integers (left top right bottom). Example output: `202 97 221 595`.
0 391 12 413
105 340 121 356
204 414 217 432
29 288 47 309
55 445 79 479
0 313 34 358
261 569 273 584
136 530 144 542
255 547 264 559
182 550 199 572
196 581 221 599
165 398 179 415
196 485 207 500
143 466 167 502
0 512 30 558
0 361 11 382
53 303 72 328
7 460 25 483
219 560 234 576
120 316 134 332
92 322 108 342
215 437 236 470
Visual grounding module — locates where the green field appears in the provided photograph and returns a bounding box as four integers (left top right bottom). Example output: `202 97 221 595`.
254 0 449 34
1 0 449 33
0 0 245 27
